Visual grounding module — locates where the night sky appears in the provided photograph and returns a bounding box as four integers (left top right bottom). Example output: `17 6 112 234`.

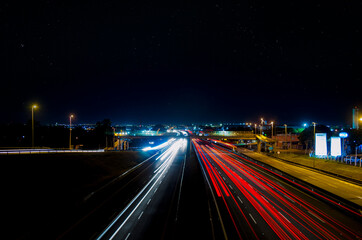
1 1 361 125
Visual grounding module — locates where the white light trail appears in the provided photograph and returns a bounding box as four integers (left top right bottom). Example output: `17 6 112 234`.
98 138 186 240
142 138 176 151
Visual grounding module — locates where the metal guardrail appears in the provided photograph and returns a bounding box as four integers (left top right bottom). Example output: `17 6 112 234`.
343 157 362 167
0 149 105 155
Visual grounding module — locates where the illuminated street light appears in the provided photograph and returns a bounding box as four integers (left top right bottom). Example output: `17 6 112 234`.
271 121 274 139
312 122 317 141
31 104 38 148
261 118 264 134
69 114 74 149
254 124 257 135
284 124 287 149
312 122 317 167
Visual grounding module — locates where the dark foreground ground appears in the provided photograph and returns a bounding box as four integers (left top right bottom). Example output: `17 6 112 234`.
1 151 152 239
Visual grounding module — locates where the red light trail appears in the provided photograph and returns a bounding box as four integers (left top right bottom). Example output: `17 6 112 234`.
193 139 361 240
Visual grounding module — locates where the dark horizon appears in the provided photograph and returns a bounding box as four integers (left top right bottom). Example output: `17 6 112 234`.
2 1 361 125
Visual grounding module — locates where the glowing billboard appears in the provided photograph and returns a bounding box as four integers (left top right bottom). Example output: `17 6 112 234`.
339 132 348 138
315 133 327 156
330 137 341 157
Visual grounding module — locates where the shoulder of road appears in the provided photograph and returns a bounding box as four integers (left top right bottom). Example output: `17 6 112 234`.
237 148 362 208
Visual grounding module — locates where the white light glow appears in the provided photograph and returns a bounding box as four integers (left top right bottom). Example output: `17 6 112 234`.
142 138 175 151
331 137 341 157
315 133 327 156
98 138 187 240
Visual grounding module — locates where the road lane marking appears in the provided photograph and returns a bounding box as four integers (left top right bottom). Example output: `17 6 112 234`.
229 185 233 190
284 195 295 203
249 213 257 224
278 212 291 223
125 233 131 240
101 155 172 240
308 211 325 223
261 196 269 203
138 211 144 219
175 154 187 222
147 199 151 205
237 196 243 204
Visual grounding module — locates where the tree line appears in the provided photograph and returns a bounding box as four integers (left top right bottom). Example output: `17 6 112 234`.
0 119 114 149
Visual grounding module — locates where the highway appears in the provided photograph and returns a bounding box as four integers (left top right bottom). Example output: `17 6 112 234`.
193 139 362 240
96 138 189 240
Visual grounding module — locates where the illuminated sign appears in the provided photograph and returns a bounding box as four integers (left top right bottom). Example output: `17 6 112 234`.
339 132 348 138
315 133 327 156
330 137 341 157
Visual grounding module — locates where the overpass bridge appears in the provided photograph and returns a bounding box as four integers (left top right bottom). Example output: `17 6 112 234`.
113 131 275 152
199 133 276 152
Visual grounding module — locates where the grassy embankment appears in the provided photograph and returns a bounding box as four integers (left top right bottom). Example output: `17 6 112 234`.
268 150 362 181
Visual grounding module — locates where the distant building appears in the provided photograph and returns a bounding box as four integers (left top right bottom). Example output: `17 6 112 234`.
273 134 301 149
352 106 359 129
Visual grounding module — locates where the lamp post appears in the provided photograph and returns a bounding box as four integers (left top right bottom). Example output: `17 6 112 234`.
312 122 317 147
312 122 317 167
69 114 74 149
284 124 287 149
271 121 274 139
255 124 257 135
31 104 37 148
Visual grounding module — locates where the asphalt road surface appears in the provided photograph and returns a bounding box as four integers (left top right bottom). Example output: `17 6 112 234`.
193 139 362 240
96 138 215 240
65 138 361 240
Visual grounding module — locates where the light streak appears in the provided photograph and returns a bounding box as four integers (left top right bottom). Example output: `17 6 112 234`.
98 139 186 240
142 138 176 151
193 139 361 240
0 149 105 154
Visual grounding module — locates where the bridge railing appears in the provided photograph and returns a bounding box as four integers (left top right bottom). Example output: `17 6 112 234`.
205 131 255 137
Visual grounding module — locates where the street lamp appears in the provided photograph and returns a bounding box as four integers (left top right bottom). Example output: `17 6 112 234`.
271 121 274 139
255 124 257 135
312 122 317 167
284 124 287 149
69 114 74 149
31 104 38 148
312 122 317 144
261 118 264 135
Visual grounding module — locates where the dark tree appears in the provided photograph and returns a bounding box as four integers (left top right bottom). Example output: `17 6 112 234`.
345 129 362 154
93 119 113 149
298 125 331 149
